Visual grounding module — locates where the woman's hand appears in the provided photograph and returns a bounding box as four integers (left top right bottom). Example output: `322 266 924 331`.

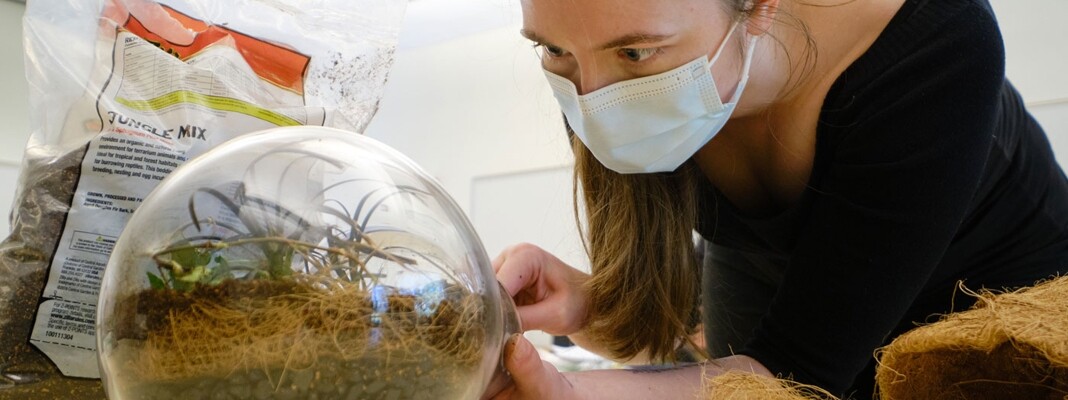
490 335 746 400
489 334 583 400
493 243 590 335
485 244 589 399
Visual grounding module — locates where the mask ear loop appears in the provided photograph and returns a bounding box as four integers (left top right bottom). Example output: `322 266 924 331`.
708 21 740 65
728 35 760 104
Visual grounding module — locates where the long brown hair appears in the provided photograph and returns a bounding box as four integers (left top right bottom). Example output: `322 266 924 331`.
572 134 701 363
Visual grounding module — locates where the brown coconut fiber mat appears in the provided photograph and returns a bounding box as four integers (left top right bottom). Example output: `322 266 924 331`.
876 275 1068 399
704 370 836 400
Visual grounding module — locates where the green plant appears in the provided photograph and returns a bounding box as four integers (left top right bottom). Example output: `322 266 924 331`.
145 148 454 291
148 182 433 292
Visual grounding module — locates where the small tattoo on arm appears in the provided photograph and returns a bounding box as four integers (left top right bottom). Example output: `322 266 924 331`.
626 363 695 374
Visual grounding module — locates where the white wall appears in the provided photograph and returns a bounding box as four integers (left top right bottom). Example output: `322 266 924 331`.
365 24 572 212
0 2 30 234
992 0 1068 105
991 0 1068 165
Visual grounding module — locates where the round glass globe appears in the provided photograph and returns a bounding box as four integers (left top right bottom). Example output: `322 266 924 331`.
97 126 516 399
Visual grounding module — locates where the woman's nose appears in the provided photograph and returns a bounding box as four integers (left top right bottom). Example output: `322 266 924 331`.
572 61 616 95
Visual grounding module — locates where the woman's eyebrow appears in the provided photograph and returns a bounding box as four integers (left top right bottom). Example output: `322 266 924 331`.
520 29 673 50
596 33 674 50
520 29 549 44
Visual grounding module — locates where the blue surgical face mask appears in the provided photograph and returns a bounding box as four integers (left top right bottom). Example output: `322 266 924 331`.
544 22 758 174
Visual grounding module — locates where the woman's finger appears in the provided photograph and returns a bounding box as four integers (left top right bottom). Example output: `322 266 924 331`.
494 244 544 297
503 334 551 398
498 264 539 299
516 299 577 335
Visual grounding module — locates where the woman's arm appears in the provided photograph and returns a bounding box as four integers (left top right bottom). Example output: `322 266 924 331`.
490 334 772 400
571 354 773 398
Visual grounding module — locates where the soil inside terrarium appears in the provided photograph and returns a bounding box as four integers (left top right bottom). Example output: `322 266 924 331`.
106 278 486 400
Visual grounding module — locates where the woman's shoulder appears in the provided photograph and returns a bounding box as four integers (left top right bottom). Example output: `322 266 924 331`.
819 0 1006 132
873 0 1002 63
827 0 1004 105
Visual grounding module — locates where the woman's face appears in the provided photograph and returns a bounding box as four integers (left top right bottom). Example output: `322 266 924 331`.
521 0 744 98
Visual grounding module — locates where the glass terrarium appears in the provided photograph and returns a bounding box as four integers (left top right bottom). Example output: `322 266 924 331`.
97 126 517 399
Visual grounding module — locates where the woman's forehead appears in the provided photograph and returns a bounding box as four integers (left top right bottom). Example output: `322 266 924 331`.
520 0 724 46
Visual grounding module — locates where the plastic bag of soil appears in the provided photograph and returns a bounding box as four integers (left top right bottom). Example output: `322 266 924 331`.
0 0 405 396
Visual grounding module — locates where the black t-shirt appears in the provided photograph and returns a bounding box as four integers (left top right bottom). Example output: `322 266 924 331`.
695 0 1068 395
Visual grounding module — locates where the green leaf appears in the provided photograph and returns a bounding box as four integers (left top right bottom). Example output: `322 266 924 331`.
206 256 232 284
173 279 193 292
176 265 207 283
266 247 295 279
147 272 166 290
171 247 213 273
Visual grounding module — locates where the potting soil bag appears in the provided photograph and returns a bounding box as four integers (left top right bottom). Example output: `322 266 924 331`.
0 0 405 395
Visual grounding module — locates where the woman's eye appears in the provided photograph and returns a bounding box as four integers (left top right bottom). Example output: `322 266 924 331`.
533 42 568 58
619 47 658 62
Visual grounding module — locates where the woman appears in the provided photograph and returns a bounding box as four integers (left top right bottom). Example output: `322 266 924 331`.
490 0 1068 398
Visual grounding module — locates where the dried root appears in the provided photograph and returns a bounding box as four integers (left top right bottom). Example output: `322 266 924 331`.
118 278 485 382
703 370 837 400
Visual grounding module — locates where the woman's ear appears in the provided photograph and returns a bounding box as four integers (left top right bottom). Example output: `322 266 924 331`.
746 0 780 36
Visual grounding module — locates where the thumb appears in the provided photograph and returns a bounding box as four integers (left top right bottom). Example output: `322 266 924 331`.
504 334 548 394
